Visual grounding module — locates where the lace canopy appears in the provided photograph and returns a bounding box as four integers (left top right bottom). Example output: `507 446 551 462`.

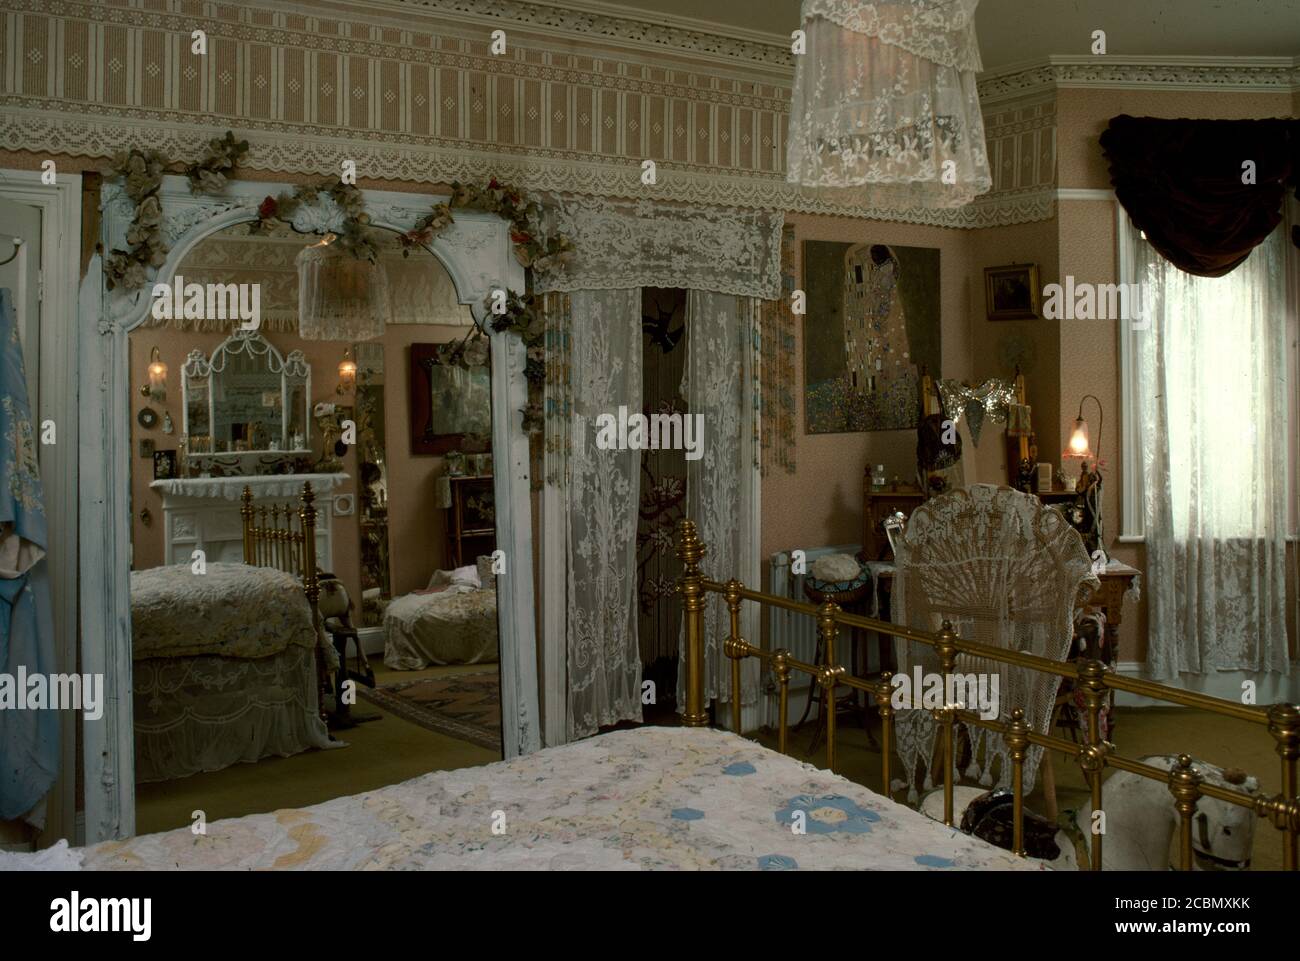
296 240 392 341
891 485 1098 801
787 0 992 210
531 196 783 299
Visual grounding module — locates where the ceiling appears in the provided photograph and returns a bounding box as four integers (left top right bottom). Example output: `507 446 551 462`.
549 0 1300 69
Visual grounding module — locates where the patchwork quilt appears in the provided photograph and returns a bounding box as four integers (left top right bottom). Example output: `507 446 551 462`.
70 727 1044 871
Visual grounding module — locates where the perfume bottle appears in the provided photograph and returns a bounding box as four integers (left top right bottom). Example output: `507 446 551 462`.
872 464 887 489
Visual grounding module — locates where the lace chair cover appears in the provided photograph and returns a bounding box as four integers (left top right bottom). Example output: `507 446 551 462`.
787 0 992 209
891 485 1098 802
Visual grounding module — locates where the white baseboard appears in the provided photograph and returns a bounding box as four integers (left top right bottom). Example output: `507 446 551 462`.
358 626 385 657
1113 661 1300 708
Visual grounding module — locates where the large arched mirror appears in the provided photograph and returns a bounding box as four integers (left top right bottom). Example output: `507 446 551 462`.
113 193 527 839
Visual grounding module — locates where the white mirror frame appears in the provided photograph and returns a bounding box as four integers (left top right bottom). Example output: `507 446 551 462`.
80 175 540 843
182 329 312 456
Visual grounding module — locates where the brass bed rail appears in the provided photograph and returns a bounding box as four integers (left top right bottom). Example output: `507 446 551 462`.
675 519 1300 870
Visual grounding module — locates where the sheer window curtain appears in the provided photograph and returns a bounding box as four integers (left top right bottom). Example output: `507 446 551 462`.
677 290 761 714
1136 224 1291 680
562 288 645 739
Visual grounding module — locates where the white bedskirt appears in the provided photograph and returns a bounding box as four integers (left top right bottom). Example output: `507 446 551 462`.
133 646 334 782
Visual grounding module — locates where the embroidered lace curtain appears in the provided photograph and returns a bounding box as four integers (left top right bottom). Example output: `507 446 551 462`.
1135 223 1291 679
532 196 783 299
787 0 991 209
676 291 761 711
564 288 644 739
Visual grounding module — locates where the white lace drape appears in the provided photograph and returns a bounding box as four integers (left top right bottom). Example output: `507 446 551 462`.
565 288 644 739
891 485 1097 802
676 291 761 710
1136 225 1291 680
787 0 991 209
532 196 783 299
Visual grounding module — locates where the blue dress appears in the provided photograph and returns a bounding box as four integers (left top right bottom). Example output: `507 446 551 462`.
0 287 57 823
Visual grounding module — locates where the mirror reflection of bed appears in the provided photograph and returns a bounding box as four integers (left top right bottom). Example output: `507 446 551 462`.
125 222 504 831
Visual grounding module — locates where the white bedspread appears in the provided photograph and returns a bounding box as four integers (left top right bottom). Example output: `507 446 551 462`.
62 728 1042 871
383 585 498 668
130 562 316 660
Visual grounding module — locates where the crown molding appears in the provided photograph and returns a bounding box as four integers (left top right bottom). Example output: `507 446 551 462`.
979 55 1300 103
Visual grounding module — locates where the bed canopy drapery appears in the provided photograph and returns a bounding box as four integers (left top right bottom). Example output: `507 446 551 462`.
785 0 992 210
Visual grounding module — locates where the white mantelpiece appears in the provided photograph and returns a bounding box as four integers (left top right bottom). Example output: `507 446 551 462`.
149 472 346 569
150 472 348 501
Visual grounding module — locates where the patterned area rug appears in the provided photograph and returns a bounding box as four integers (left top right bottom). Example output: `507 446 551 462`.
359 671 501 751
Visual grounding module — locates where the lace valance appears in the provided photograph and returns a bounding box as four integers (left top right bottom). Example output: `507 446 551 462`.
532 197 784 300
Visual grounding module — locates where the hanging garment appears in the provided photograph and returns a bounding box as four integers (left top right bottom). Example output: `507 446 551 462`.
0 288 58 826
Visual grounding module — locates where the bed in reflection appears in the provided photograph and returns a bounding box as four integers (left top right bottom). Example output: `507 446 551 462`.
383 561 499 669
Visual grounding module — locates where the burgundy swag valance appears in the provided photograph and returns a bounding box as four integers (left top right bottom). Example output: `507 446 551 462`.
1099 114 1300 278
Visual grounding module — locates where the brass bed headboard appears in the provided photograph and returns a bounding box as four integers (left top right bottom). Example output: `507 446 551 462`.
675 518 1300 871
240 482 328 722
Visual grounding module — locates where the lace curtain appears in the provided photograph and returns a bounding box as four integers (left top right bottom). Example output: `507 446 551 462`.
1136 224 1291 679
891 486 1097 802
532 196 783 299
787 0 991 209
565 288 645 739
676 291 761 710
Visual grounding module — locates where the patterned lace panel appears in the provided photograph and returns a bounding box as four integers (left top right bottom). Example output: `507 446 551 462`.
532 197 784 299
890 485 1098 801
804 0 984 71
133 647 332 782
565 288 645 739
786 16 991 205
676 291 761 708
1136 224 1291 679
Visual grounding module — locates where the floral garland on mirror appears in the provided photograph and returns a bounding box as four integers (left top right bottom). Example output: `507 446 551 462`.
102 132 249 290
103 130 567 437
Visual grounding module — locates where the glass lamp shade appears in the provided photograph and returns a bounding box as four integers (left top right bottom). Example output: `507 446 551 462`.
1063 417 1093 461
786 0 992 209
338 349 358 392
296 239 391 342
147 347 167 401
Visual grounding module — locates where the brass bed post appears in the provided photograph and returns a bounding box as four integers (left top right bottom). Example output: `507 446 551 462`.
874 672 894 798
240 485 254 564
1005 708 1029 856
772 650 791 754
1079 659 1109 871
935 622 958 827
1268 703 1300 870
1169 754 1203 871
724 579 744 734
676 520 709 727
298 482 327 723
816 601 841 772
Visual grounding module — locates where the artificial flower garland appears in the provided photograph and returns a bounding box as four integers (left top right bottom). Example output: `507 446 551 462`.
102 132 567 436
102 132 249 290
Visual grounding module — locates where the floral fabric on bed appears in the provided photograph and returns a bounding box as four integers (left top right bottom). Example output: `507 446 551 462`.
130 562 316 660
80 727 1043 871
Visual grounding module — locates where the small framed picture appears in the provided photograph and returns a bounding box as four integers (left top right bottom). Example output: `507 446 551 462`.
139 438 155 459
152 450 177 480
984 264 1041 321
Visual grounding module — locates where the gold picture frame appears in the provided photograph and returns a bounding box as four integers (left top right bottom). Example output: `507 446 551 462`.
984 263 1041 321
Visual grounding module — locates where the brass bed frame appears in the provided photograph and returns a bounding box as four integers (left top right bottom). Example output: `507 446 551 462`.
240 482 329 720
675 519 1300 871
